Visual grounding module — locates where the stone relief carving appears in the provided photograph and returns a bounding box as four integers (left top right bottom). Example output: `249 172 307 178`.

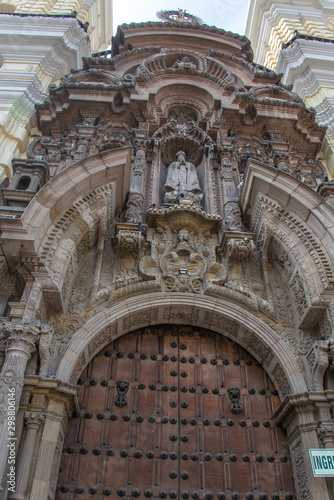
306 339 331 391
68 256 94 315
270 267 294 327
245 333 274 367
292 441 310 500
114 228 146 284
226 235 255 262
252 195 334 296
38 323 55 378
87 323 118 358
271 364 292 396
122 310 159 333
282 328 313 357
269 238 294 282
0 255 16 314
140 207 226 293
163 305 199 325
290 270 308 319
49 433 64 500
70 352 86 385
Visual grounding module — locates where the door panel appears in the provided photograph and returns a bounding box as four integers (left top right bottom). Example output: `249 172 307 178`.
56 325 295 499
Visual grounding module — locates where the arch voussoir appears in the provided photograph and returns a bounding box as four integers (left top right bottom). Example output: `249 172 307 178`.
56 292 308 398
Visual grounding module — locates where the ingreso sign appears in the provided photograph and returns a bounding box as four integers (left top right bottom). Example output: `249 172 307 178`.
309 449 334 477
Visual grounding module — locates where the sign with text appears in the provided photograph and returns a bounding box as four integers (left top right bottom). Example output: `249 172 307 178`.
309 449 334 477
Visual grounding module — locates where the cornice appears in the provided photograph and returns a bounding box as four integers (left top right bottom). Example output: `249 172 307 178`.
245 0 333 66
283 31 334 50
112 22 253 62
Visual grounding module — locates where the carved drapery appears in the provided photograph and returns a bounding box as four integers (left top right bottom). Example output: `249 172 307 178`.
163 150 203 207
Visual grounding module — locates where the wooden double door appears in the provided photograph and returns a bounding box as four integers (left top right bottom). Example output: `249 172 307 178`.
57 325 295 499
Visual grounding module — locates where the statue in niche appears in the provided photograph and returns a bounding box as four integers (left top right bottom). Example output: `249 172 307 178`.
163 151 203 206
125 148 146 223
220 157 243 231
130 149 145 193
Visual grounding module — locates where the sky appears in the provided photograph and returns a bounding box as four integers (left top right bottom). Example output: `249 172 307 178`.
113 0 251 38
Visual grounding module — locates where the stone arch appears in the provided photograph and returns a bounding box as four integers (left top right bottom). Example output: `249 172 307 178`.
56 292 307 399
21 147 131 257
241 160 334 335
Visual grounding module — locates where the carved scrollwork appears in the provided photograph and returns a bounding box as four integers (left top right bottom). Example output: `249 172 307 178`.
306 339 330 391
292 442 310 499
140 207 226 294
114 227 147 284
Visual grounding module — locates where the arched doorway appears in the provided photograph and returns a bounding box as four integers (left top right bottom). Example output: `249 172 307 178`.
56 325 295 499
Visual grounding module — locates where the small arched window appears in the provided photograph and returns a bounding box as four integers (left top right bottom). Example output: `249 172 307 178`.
16 177 31 190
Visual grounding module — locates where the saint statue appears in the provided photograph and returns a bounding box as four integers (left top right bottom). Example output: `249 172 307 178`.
163 151 203 206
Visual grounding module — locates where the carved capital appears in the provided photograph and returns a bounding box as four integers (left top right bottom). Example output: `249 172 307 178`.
0 321 40 356
317 425 334 448
24 411 45 430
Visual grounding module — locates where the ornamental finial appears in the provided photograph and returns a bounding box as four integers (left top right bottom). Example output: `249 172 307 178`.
156 9 203 24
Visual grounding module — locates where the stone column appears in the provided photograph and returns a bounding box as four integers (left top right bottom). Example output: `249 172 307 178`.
28 380 79 500
0 322 39 492
9 411 45 500
29 170 42 192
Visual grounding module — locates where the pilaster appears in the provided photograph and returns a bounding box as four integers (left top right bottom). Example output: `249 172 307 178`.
274 391 334 500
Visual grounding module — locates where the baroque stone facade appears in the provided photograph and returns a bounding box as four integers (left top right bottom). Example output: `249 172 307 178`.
0 10 334 500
